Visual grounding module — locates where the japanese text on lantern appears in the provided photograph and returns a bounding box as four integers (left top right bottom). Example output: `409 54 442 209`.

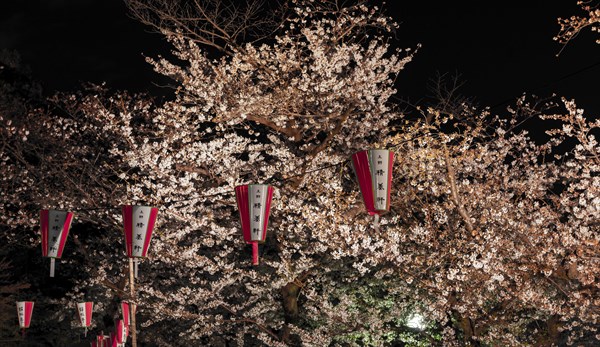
131 206 152 257
370 150 389 211
47 210 67 257
249 185 268 241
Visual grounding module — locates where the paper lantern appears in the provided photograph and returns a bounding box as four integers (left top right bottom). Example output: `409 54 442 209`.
16 301 34 330
115 319 127 344
122 205 159 276
120 301 130 329
109 332 117 347
351 149 394 218
235 184 274 265
96 334 110 347
77 302 93 336
40 210 74 277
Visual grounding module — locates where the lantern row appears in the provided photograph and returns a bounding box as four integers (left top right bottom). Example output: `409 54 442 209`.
16 300 132 346
39 149 394 269
21 149 393 342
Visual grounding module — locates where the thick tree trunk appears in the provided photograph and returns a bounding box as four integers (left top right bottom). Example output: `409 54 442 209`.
459 316 478 345
547 315 559 340
280 281 301 342
532 315 561 346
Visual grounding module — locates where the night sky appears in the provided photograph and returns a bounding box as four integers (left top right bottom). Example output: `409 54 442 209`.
0 0 598 115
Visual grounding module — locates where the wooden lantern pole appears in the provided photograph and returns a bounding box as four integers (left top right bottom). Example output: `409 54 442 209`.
129 258 137 347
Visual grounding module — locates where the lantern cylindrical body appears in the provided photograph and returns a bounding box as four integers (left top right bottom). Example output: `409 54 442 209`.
16 301 34 329
120 301 130 328
351 149 394 215
235 184 274 265
77 302 93 327
122 205 159 258
116 319 127 343
40 210 74 258
235 184 274 243
110 332 117 347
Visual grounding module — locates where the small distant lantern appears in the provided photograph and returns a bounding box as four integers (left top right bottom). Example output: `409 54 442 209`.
115 319 127 344
351 149 394 226
40 210 74 277
122 205 159 277
120 301 130 328
109 332 118 347
77 302 93 336
16 301 34 334
96 334 110 347
235 184 274 265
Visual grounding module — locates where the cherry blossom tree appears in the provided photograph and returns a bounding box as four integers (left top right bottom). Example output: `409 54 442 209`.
555 0 600 47
1 1 598 346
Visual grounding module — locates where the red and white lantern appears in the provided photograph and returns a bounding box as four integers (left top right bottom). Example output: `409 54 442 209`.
96 334 110 347
77 302 93 336
109 332 118 347
122 205 159 276
40 209 74 277
120 301 130 328
235 184 274 265
351 150 394 226
115 319 127 344
16 301 34 332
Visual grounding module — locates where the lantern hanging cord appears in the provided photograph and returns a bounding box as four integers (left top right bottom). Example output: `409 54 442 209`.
70 206 122 212
39 133 433 211
277 132 434 184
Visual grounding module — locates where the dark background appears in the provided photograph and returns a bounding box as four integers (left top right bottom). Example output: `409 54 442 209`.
0 0 598 114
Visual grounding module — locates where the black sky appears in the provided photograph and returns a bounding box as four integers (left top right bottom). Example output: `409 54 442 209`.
0 0 598 116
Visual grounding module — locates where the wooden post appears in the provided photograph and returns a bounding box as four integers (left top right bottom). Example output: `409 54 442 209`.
129 258 137 347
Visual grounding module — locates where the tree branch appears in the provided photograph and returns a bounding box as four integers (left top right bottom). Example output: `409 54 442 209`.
443 145 476 236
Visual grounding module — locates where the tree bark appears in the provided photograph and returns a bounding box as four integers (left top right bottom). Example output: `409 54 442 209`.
280 281 301 342
546 315 560 343
443 145 476 237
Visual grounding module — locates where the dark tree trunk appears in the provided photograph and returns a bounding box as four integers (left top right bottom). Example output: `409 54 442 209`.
280 280 301 343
